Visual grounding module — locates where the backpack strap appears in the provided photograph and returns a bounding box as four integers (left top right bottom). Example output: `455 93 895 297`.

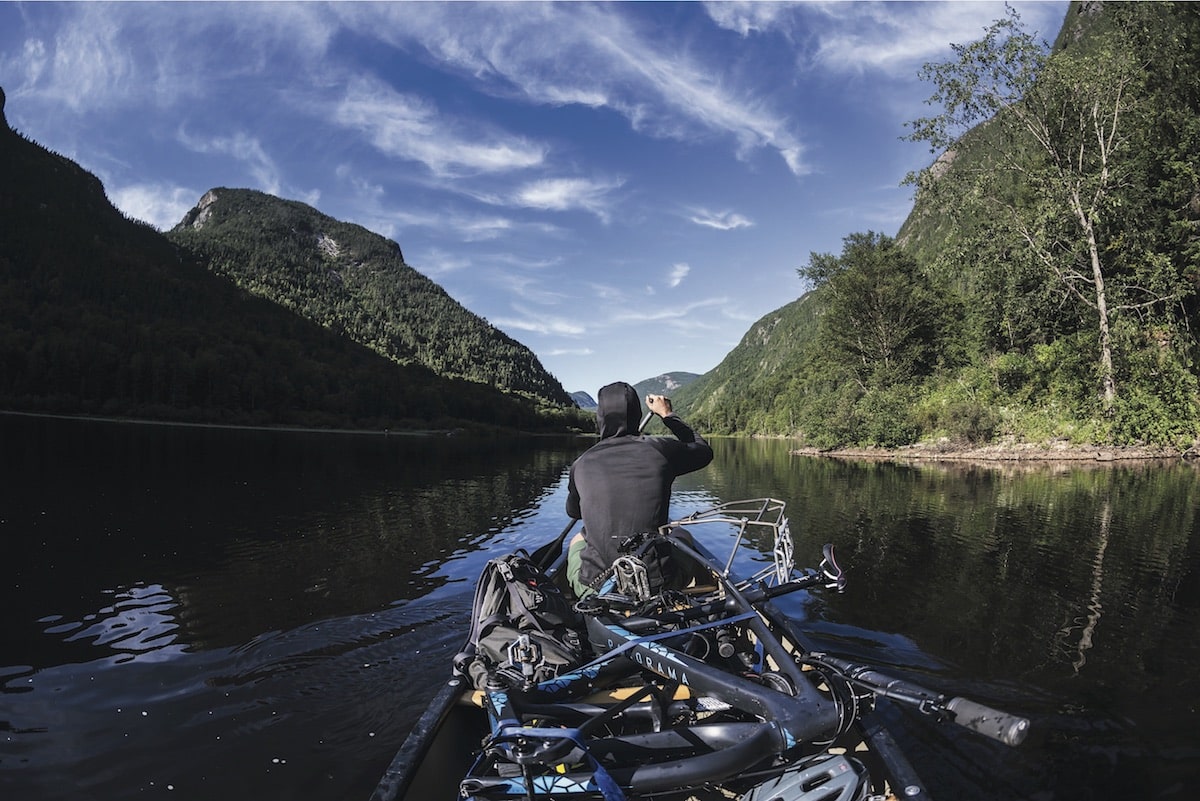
502 558 555 634
457 556 507 665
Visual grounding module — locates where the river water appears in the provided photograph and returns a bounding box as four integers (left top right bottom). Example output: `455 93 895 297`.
1 415 1197 801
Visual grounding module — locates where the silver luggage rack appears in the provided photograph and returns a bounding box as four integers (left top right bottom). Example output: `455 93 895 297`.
660 497 801 590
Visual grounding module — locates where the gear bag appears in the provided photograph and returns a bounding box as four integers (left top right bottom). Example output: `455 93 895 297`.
593 531 694 598
455 549 585 690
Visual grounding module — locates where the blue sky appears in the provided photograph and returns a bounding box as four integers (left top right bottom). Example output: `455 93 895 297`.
0 1 1068 397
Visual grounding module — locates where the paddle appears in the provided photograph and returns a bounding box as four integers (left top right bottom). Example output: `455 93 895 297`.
533 407 657 570
531 516 579 571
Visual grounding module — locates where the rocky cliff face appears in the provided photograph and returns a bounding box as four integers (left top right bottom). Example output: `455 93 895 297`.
178 189 220 230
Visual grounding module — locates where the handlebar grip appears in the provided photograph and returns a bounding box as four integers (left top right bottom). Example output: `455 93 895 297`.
945 697 1030 746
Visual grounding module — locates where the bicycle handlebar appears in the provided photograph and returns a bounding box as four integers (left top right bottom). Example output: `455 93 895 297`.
944 696 1030 747
811 655 1029 747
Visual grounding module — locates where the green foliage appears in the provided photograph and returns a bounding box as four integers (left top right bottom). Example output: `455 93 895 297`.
0 113 581 433
1108 322 1200 447
679 4 1200 450
798 232 948 390
856 387 921 448
794 377 861 449
942 401 1001 445
915 387 1002 446
166 189 574 409
903 2 1199 416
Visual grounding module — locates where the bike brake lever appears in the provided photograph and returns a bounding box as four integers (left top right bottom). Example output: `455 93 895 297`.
820 543 847 592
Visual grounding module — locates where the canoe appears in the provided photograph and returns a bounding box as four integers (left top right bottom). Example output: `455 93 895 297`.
371 498 1027 801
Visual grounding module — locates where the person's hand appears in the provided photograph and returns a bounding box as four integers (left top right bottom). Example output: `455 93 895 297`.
646 394 673 417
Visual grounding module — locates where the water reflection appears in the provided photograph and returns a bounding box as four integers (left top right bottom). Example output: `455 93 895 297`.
2 419 1198 801
59 583 186 660
2 415 587 664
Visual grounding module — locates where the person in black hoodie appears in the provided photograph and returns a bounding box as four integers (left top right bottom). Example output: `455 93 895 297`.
565 381 713 597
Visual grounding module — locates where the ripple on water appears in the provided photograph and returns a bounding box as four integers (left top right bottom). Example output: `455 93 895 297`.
41 583 189 663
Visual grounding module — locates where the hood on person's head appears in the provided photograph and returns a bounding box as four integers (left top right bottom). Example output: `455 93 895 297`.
596 382 642 439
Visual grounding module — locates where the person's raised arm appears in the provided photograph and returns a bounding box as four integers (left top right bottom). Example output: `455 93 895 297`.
647 394 700 441
646 394 673 419
646 395 712 472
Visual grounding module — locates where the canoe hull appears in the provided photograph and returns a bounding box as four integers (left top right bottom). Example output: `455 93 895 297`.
372 500 931 801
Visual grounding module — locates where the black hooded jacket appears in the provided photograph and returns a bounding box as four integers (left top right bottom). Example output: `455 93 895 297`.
566 382 713 587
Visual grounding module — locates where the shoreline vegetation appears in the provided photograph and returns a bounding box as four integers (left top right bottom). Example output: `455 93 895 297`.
0 409 590 439
0 409 463 438
790 439 1195 464
9 411 1196 461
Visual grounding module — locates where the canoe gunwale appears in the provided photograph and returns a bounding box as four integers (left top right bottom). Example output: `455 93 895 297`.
368 677 466 801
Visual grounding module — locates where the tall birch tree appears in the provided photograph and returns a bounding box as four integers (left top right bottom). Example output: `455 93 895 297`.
904 6 1189 414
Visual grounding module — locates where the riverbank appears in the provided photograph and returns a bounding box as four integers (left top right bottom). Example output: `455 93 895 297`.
791 438 1192 463
0 409 457 437
0 409 593 438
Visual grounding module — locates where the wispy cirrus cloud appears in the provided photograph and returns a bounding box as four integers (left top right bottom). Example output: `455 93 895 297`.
702 1 792 37
412 248 472 278
688 208 754 230
107 183 200 230
585 282 631 303
362 206 517 243
667 263 690 288
493 304 588 337
333 74 547 177
8 3 335 113
511 177 624 222
337 3 812 177
176 128 286 197
699 0 1067 92
787 2 1062 74
612 297 727 333
12 10 136 112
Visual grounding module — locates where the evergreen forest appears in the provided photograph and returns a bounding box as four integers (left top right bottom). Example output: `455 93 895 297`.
0 88 587 434
166 189 574 411
676 2 1200 450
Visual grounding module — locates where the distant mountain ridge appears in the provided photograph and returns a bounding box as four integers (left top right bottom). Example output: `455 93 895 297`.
570 373 700 413
167 188 572 408
635 373 701 399
673 298 819 433
570 391 597 410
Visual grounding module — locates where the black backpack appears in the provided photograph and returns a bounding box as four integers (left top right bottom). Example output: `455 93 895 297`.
455 549 586 690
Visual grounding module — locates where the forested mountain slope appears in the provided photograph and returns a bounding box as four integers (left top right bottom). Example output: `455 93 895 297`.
0 87 578 432
167 189 573 409
635 373 700 400
673 295 821 435
678 2 1200 449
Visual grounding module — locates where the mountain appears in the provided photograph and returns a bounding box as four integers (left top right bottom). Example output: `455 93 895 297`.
673 296 821 434
167 188 572 409
0 87 576 432
571 373 699 415
676 3 1200 447
634 373 701 399
570 391 597 410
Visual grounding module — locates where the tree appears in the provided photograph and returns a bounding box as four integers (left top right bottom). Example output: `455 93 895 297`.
798 231 945 390
904 5 1193 414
